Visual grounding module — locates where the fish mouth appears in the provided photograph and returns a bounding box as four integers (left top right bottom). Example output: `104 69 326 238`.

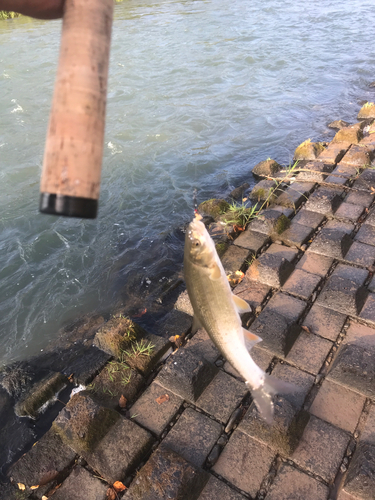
187 218 206 242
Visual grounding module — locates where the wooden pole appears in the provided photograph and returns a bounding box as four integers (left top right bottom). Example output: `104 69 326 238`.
39 0 114 218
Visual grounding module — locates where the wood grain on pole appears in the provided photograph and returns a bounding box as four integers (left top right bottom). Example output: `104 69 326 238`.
40 0 114 218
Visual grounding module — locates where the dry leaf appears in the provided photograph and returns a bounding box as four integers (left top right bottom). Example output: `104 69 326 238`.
39 469 59 486
242 197 248 202
371 187 375 193
42 496 48 500
30 485 39 490
67 373 74 382
301 325 311 334
156 394 170 405
113 481 126 492
17 483 26 490
119 395 127 408
106 487 116 500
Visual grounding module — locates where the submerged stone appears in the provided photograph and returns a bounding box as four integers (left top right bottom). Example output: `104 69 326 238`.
252 159 282 179
197 199 230 218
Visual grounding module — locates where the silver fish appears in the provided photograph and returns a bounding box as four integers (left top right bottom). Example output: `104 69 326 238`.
184 217 293 423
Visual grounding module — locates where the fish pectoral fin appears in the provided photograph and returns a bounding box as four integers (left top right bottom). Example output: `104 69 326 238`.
209 263 222 281
242 328 262 351
232 295 251 314
191 315 202 334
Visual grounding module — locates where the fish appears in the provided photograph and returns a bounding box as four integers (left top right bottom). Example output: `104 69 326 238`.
184 217 293 424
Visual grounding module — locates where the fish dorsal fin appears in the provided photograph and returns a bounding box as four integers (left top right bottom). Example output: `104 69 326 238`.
209 262 221 281
242 328 262 351
232 295 252 314
191 315 202 334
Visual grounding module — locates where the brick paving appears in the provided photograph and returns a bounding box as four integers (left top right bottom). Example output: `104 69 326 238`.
2 113 375 500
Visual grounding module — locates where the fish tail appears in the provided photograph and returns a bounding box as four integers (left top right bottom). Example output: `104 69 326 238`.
249 374 296 425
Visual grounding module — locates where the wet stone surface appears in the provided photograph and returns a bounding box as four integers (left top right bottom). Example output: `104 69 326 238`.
49 466 108 500
161 407 222 467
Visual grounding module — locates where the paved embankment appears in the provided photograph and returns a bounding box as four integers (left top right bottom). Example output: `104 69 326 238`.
2 105 375 500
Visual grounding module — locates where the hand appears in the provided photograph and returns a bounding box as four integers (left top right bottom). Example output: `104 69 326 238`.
0 0 65 19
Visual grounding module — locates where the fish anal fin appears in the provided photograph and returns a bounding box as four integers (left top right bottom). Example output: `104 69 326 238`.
243 328 262 351
209 263 221 281
232 295 251 314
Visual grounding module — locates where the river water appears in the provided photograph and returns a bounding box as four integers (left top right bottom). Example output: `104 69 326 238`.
0 0 374 364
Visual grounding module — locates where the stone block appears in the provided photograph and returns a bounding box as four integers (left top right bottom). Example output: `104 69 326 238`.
239 396 309 454
340 145 373 167
334 202 364 222
198 475 247 500
123 447 209 500
270 363 315 410
316 275 368 316
234 278 271 309
174 289 194 316
246 252 294 288
345 242 375 267
267 292 307 322
265 242 299 261
364 206 375 227
358 102 375 119
130 381 183 437
333 263 368 285
275 182 315 209
250 310 299 357
282 269 321 300
93 316 147 358
292 415 350 482
308 228 352 259
286 331 332 374
249 209 291 236
220 245 250 274
332 126 363 145
304 187 343 214
294 140 326 161
328 120 350 130
302 304 347 341
252 159 282 179
0 483 29 500
342 442 375 500
360 293 375 324
195 370 247 424
161 408 222 467
295 161 333 182
327 323 375 397
270 205 295 217
278 222 314 249
352 168 375 190
361 405 375 445
310 379 365 433
355 224 375 247
66 346 111 385
265 464 329 500
185 329 220 363
234 228 270 253
89 364 144 409
53 393 120 455
212 430 275 497
295 253 333 277
345 189 374 207
14 372 67 418
156 348 218 402
292 209 325 229
368 275 375 292
8 428 76 496
325 218 355 234
86 416 154 483
49 466 108 500
121 331 171 375
317 141 351 164
153 308 193 338
198 198 230 218
249 179 282 202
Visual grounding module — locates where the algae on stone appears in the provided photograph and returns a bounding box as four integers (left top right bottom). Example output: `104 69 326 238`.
294 139 325 161
198 199 230 218
358 102 375 120
93 315 145 358
252 159 282 179
332 126 363 145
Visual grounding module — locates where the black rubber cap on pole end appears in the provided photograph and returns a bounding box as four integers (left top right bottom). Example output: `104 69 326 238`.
39 193 98 219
